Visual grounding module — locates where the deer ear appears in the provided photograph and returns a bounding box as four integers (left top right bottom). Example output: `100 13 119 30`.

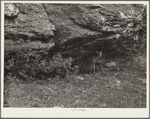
100 51 102 55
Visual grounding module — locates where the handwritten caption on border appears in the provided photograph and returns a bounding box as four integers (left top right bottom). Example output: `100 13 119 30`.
72 108 86 111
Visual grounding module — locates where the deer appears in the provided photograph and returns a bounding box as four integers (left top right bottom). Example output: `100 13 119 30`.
80 50 103 74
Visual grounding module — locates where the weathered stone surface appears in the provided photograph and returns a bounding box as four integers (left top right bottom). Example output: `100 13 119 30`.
4 3 55 42
43 4 104 45
4 3 19 18
4 3 145 60
42 4 144 60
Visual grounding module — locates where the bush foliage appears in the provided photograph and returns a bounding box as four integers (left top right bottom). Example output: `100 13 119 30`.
4 40 79 81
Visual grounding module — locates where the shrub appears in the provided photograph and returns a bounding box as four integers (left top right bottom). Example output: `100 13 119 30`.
40 52 74 78
5 49 79 80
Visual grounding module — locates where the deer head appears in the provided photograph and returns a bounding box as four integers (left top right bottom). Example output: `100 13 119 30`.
95 50 102 56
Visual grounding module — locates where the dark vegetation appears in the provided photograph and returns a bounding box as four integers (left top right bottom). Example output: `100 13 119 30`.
4 4 147 108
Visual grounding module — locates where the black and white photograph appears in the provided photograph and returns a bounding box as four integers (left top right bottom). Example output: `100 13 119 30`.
1 1 149 118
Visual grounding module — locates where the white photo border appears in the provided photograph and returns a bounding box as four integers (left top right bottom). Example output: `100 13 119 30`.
1 1 149 118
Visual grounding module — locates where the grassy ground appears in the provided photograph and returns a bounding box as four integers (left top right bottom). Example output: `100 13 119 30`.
4 40 146 108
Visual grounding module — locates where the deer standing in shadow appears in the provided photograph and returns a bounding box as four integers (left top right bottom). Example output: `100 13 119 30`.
80 50 103 74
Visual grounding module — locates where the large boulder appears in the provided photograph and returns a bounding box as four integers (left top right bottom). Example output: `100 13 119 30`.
43 4 144 59
4 3 145 60
4 3 55 42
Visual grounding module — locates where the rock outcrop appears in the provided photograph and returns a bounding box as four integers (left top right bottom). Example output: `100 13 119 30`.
43 4 145 59
4 3 55 42
4 3 146 60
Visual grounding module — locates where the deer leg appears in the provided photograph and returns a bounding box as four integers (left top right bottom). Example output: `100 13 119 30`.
90 64 92 74
85 64 88 73
100 65 104 73
81 63 86 73
93 63 95 74
83 64 85 73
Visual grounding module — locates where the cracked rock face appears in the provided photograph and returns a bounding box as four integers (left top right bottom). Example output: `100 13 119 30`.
4 3 55 42
43 4 144 59
4 3 145 59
